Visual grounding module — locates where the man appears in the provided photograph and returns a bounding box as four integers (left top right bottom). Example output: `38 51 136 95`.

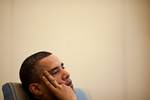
19 51 77 100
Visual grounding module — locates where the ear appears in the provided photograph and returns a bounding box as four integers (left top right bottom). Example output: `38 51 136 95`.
29 83 43 96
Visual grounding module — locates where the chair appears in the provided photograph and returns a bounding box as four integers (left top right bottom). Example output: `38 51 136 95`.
2 82 88 100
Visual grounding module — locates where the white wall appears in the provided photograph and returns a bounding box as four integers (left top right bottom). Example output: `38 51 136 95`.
0 0 150 100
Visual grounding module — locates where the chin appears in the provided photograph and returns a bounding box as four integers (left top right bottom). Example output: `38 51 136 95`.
70 83 74 91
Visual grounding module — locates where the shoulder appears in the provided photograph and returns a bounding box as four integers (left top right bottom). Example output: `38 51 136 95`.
75 88 89 100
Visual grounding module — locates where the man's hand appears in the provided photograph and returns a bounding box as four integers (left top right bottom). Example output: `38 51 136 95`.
42 70 77 100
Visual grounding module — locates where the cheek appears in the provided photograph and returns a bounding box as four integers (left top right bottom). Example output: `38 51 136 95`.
54 74 65 85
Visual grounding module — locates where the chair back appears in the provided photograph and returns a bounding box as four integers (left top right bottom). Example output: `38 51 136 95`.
2 82 88 100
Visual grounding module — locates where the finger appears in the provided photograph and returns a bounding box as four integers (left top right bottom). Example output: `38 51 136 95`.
42 76 56 91
43 70 61 88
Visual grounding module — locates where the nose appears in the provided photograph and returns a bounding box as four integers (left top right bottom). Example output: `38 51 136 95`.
61 68 70 81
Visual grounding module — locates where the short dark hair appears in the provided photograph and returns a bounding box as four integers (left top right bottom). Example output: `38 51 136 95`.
19 51 52 92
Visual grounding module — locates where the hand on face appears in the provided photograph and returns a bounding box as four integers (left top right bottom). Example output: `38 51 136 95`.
42 70 77 100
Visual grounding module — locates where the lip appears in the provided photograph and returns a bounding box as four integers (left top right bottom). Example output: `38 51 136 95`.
66 80 72 86
66 80 73 88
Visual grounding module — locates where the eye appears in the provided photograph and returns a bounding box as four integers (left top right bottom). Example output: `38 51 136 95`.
51 68 60 75
61 63 65 69
50 63 65 76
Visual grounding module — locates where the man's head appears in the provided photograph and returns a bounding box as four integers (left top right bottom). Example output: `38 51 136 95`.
19 51 73 99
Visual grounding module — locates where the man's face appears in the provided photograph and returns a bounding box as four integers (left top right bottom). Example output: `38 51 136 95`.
38 55 73 89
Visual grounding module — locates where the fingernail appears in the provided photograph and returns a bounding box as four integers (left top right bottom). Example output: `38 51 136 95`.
42 76 45 79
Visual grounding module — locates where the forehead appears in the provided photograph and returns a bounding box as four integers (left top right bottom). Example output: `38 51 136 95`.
38 54 61 70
